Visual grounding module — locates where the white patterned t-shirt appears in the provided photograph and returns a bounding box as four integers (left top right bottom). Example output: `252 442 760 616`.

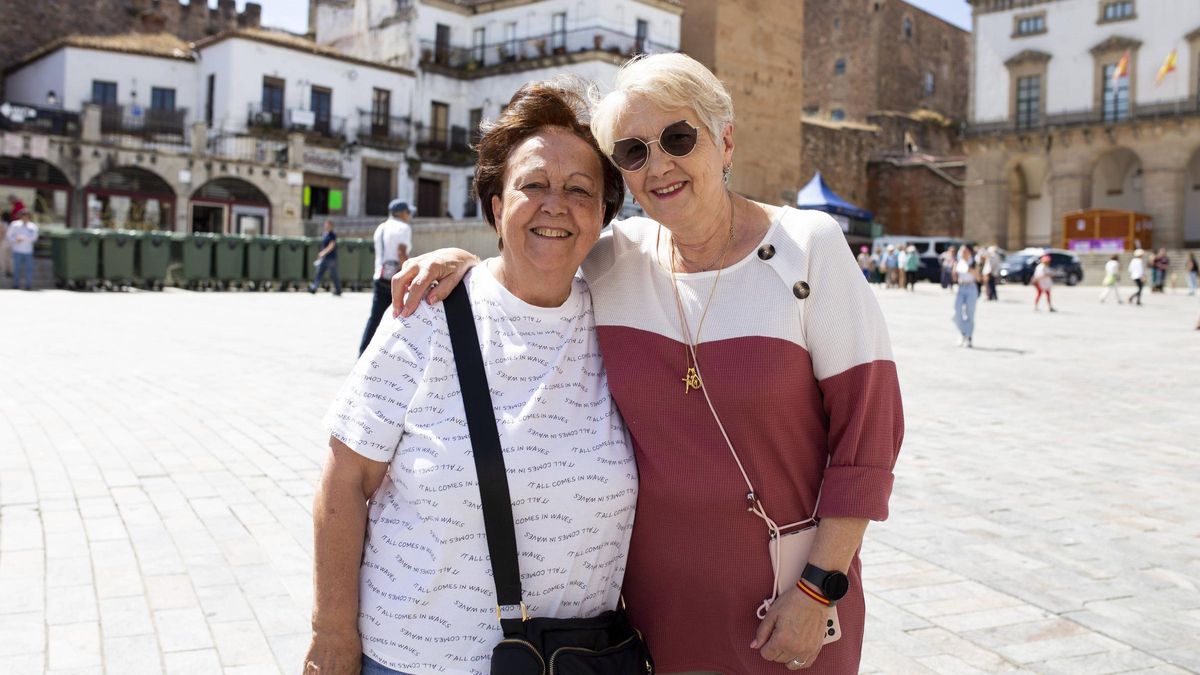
324 265 637 675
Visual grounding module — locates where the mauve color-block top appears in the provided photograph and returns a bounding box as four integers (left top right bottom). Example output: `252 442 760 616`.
581 207 904 674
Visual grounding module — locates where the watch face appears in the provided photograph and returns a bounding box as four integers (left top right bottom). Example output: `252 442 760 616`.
824 572 850 601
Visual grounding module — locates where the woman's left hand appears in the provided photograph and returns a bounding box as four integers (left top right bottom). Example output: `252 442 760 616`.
751 585 831 669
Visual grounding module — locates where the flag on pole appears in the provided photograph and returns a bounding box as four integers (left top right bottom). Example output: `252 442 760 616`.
1156 49 1178 86
1112 50 1131 86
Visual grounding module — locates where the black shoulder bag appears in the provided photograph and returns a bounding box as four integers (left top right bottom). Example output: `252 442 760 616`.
444 283 654 675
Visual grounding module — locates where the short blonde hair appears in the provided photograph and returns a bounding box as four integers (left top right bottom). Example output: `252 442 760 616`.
591 53 734 156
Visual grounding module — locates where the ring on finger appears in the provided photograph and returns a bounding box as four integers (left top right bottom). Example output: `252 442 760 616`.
789 658 805 668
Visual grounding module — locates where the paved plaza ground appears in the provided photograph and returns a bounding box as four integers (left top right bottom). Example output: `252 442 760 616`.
1 280 1198 674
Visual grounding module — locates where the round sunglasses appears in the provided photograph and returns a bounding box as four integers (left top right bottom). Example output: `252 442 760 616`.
609 120 700 172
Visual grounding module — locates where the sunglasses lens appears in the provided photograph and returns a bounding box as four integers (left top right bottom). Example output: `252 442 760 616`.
660 122 697 157
612 139 649 171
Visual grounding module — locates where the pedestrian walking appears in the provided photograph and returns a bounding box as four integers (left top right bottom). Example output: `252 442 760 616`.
856 245 871 281
952 245 980 347
904 244 920 291
1151 248 1169 292
358 200 413 355
896 245 908 289
885 244 899 288
5 209 37 290
1098 254 1123 304
983 245 1000 301
1032 254 1056 311
1128 249 1146 305
1185 252 1198 296
0 209 11 279
308 219 342 295
939 245 956 289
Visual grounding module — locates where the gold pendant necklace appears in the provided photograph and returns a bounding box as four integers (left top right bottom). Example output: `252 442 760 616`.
666 195 736 394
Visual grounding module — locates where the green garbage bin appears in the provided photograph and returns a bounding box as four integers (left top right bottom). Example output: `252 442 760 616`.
245 235 278 290
49 229 102 290
98 229 138 288
339 238 365 291
276 237 307 291
357 239 376 290
137 231 172 290
213 234 248 289
175 232 216 290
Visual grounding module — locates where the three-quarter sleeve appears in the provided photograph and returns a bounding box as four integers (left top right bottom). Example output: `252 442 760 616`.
323 308 440 463
801 216 904 521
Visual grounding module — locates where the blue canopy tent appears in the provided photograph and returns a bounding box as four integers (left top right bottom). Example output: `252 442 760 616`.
795 171 874 245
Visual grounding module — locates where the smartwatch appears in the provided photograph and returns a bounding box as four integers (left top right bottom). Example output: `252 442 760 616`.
801 563 849 604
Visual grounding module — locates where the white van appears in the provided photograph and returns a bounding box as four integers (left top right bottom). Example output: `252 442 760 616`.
871 236 968 282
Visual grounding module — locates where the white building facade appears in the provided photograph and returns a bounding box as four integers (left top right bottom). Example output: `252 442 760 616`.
313 0 682 220
2 30 416 235
964 0 1200 249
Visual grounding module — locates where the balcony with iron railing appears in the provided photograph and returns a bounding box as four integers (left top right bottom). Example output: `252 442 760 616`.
96 103 188 138
356 110 411 150
0 102 80 137
206 131 289 166
419 25 675 77
247 103 346 146
413 123 474 166
967 96 1200 137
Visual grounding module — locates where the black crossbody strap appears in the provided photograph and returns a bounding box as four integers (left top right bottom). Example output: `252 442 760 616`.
443 283 524 610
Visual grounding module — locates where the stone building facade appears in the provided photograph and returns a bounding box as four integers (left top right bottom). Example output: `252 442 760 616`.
680 0 805 206
803 0 970 124
965 0 1200 250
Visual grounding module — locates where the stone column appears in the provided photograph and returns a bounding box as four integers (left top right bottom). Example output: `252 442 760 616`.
190 121 208 156
963 149 1008 247
1141 167 1186 249
287 132 305 170
1048 172 1088 249
81 104 101 143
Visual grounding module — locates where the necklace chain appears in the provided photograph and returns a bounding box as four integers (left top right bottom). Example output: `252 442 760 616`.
666 195 736 394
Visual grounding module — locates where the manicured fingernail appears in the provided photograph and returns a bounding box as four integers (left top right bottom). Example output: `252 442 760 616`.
749 640 758 649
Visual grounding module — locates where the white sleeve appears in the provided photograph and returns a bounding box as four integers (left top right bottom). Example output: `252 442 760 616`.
323 305 442 463
400 223 413 251
373 224 385 274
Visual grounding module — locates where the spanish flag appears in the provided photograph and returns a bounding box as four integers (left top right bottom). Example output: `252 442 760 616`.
1112 51 1131 86
1156 49 1178 86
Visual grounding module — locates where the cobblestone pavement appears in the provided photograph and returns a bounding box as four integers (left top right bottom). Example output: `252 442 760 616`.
1 282 1197 674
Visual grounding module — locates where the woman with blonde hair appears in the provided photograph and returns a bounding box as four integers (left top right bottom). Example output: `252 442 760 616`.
393 53 904 673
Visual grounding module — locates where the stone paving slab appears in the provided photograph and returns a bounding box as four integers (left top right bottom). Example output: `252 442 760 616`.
1 283 1198 674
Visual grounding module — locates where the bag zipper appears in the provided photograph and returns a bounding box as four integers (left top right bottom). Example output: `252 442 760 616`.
548 634 652 674
497 638 546 675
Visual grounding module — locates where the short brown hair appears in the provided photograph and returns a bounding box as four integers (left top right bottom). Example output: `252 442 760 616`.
473 79 624 229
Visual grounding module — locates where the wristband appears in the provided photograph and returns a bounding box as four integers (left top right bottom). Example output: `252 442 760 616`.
795 579 832 607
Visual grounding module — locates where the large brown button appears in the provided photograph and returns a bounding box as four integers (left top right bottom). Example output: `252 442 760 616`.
758 245 776 260
793 281 811 299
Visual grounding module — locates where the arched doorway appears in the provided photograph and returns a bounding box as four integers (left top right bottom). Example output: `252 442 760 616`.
1005 156 1050 248
1185 147 1200 246
85 166 176 230
190 177 272 234
0 156 72 227
1091 147 1144 213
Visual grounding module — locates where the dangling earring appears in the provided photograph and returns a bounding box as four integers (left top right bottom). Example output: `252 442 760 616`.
723 164 732 183
497 236 503 251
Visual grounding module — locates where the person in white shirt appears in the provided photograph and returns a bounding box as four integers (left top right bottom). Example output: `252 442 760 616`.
1128 249 1146 306
6 210 38 290
982 245 1000 301
1031 254 1056 312
952 245 980 347
358 200 414 354
306 81 635 675
1098 254 1122 304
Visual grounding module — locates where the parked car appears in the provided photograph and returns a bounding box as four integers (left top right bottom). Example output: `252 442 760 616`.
998 248 1084 285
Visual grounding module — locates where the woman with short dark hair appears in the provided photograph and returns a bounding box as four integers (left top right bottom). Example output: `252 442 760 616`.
304 80 634 675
